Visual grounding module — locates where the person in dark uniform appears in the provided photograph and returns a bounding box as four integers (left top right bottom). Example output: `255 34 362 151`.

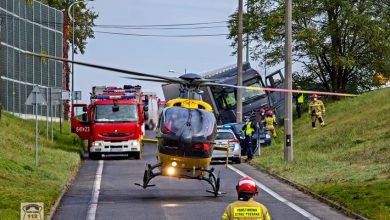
242 116 256 161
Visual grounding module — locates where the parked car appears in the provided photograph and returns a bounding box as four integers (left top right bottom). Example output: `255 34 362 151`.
212 128 241 164
222 123 272 154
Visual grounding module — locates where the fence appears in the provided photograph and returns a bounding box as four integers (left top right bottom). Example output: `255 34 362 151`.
0 0 63 118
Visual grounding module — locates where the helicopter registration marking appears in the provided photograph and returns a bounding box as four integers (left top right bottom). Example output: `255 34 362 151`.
233 207 261 218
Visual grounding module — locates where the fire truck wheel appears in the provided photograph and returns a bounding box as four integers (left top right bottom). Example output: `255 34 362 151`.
134 152 141 160
89 152 101 160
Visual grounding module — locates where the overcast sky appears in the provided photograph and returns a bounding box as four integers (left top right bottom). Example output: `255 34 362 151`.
73 0 244 102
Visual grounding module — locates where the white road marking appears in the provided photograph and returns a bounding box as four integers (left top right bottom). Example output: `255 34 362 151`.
86 160 104 220
228 164 319 220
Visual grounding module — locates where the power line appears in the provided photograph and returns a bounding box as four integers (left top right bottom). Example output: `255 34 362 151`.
94 20 228 27
0 14 228 28
94 30 229 37
94 25 227 30
0 13 230 37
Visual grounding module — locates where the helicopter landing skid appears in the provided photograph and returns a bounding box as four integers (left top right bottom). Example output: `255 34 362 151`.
202 168 224 197
134 163 161 189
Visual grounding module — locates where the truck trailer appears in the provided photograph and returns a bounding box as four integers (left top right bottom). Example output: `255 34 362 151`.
161 63 285 124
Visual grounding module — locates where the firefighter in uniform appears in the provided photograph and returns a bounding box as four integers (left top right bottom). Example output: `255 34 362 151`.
222 177 271 220
264 110 277 138
242 116 256 161
255 108 266 130
308 94 326 128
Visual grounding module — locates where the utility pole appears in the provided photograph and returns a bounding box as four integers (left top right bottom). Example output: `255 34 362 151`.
284 0 293 161
245 2 249 63
237 0 244 123
71 2 75 108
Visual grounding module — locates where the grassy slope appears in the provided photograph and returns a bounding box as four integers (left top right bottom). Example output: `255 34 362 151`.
252 88 390 219
0 113 83 219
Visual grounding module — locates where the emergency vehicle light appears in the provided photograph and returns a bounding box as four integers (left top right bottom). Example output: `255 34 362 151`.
103 89 136 93
223 125 232 129
96 95 136 100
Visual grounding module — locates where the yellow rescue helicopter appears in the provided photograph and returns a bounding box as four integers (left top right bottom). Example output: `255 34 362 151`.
25 51 357 197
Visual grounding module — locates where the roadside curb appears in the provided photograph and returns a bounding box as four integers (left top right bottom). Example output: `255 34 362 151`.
46 159 82 220
249 162 370 220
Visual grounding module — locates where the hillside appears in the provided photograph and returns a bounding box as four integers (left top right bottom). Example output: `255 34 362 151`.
0 113 83 219
253 88 390 219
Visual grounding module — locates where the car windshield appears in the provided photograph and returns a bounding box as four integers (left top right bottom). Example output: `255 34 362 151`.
242 82 266 102
95 104 138 122
216 131 235 140
161 107 216 140
232 123 244 131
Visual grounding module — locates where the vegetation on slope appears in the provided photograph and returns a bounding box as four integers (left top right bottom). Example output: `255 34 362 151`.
253 88 390 219
0 113 83 219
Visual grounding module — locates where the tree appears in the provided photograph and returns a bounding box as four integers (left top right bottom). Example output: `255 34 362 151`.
41 0 98 54
228 0 390 93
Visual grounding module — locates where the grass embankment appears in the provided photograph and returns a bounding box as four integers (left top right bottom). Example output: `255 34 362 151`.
253 88 390 219
0 112 83 219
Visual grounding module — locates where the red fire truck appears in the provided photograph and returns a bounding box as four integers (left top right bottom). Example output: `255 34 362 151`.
71 85 146 160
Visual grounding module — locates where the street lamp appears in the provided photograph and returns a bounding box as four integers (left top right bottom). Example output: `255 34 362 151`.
67 0 86 106
168 69 186 75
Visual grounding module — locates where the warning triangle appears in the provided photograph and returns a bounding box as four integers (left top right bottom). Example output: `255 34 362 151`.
25 86 47 105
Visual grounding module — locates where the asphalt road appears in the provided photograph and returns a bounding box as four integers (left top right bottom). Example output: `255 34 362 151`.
54 135 352 220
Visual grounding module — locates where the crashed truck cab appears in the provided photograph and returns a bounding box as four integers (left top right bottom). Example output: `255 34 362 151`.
71 85 146 159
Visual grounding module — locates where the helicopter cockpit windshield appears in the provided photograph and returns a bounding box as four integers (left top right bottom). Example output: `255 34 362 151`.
158 107 216 158
161 107 215 140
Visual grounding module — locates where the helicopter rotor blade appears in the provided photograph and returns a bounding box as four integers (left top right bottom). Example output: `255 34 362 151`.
122 76 172 83
203 82 358 97
24 51 184 84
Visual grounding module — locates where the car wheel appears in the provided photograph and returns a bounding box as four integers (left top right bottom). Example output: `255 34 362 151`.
234 157 241 164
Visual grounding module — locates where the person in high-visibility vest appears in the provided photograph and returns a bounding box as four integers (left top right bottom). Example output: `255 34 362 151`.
264 110 277 138
308 94 326 129
293 86 304 118
222 177 271 220
221 93 237 109
242 116 256 161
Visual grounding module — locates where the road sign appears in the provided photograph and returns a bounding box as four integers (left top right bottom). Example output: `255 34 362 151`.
50 88 62 105
25 85 47 167
62 91 70 100
74 91 82 101
25 86 47 106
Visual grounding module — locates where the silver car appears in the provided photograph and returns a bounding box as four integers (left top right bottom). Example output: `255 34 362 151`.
212 128 241 164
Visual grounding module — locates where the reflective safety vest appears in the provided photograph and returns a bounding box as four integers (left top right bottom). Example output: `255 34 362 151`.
222 95 237 109
244 122 254 136
297 93 304 103
222 198 271 220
